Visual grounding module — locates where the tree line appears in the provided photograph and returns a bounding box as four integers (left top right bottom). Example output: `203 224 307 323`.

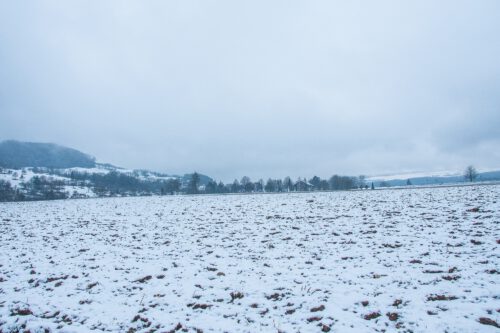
188 173 369 195
0 165 483 202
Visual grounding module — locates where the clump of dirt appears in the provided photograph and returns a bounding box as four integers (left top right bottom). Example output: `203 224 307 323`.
10 308 33 316
311 305 325 312
364 312 381 320
478 317 499 328
386 312 399 321
392 299 402 307
427 294 458 301
229 291 244 303
321 324 331 332
134 276 152 283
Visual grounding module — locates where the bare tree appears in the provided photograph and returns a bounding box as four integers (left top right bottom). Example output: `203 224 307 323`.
240 176 254 192
357 175 366 189
464 165 478 182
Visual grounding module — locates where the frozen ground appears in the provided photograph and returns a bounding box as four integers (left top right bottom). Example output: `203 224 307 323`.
0 185 499 333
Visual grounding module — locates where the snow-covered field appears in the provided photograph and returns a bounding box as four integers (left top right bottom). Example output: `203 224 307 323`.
1 185 499 333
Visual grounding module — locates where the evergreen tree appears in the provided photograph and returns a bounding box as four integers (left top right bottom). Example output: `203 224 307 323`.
205 180 217 194
283 177 292 192
309 176 321 190
264 179 276 192
217 181 226 193
187 172 200 194
231 179 241 193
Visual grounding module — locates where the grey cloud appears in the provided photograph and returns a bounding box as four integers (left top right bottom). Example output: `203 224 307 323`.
1 0 499 181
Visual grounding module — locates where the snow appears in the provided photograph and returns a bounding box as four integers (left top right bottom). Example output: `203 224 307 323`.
0 168 99 198
366 168 500 182
366 170 462 181
1 185 499 332
0 169 67 187
0 166 180 199
62 167 112 175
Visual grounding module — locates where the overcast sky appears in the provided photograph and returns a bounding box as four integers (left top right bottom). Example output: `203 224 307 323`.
1 1 499 181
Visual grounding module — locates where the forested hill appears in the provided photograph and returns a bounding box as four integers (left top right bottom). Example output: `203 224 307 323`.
0 140 96 169
0 140 215 201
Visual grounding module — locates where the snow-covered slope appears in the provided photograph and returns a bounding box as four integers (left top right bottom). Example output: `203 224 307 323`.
0 140 199 201
367 170 462 181
367 169 500 187
0 165 184 200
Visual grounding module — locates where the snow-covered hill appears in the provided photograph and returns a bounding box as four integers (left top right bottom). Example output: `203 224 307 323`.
0 140 216 201
367 169 500 187
0 164 196 201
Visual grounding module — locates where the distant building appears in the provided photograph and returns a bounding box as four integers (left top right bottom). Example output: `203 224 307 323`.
293 180 314 191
